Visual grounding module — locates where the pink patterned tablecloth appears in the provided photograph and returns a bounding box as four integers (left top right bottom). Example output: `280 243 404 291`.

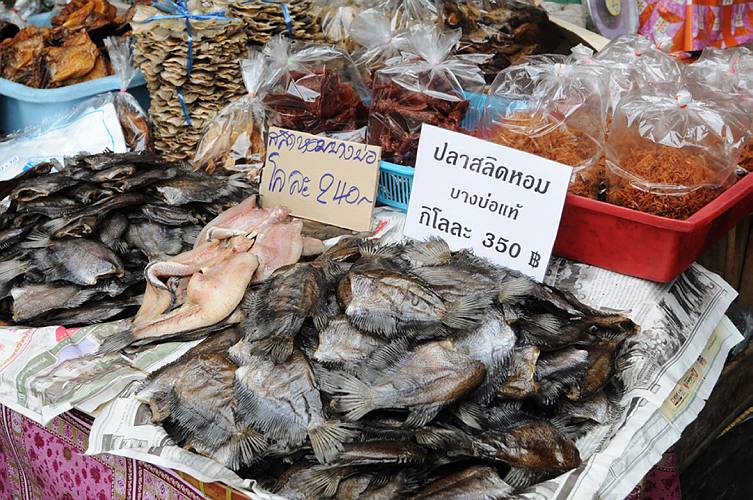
0 405 205 500
0 404 681 500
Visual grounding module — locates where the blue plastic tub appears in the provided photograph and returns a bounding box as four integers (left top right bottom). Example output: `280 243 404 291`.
376 91 486 210
27 11 54 27
0 74 150 133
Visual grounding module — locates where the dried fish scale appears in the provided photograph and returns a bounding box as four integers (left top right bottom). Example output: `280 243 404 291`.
131 6 248 161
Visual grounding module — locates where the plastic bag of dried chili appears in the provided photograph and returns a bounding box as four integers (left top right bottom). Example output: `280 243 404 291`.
259 35 370 136
478 54 607 198
685 46 753 173
605 88 748 220
367 25 485 166
193 52 267 181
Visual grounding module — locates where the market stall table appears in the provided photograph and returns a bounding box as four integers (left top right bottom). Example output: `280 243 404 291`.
0 404 681 499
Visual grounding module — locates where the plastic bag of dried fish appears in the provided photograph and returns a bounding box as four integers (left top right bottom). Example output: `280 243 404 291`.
309 0 369 51
133 237 640 496
193 52 267 180
104 36 152 152
260 35 369 135
348 8 411 85
478 53 608 198
439 0 560 84
367 25 485 166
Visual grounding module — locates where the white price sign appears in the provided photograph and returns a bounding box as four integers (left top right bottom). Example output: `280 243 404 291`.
404 124 572 281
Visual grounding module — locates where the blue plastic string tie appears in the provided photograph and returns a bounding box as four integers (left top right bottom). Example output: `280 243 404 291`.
138 0 233 126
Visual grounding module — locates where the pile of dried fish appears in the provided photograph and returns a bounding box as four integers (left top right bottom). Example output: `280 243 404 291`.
131 5 247 161
226 0 326 46
134 237 639 497
0 152 252 326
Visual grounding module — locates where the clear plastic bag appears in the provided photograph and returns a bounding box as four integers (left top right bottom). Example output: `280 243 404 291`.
260 35 369 135
367 25 485 166
348 8 411 84
374 0 438 30
104 36 151 152
685 46 753 173
310 0 370 51
193 52 267 181
478 54 607 198
593 34 683 108
605 88 746 219
0 93 129 180
439 0 559 84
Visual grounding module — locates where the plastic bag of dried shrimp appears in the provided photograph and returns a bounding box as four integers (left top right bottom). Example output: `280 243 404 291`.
605 87 747 219
104 36 151 152
259 35 370 136
477 54 607 198
193 52 267 181
348 7 411 85
685 46 753 173
367 25 485 166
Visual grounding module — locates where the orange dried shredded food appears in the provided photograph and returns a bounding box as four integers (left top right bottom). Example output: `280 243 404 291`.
739 141 753 172
606 144 727 220
482 113 602 199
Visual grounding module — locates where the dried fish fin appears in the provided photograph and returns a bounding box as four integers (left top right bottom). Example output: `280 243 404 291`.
357 239 400 259
234 376 307 446
441 293 492 330
249 336 294 364
415 425 471 451
504 467 544 490
213 426 269 470
293 465 354 499
403 237 452 268
309 421 358 463
98 327 138 354
17 229 52 249
497 274 536 304
452 401 486 430
321 371 376 422
362 338 411 373
405 404 442 428
0 259 32 283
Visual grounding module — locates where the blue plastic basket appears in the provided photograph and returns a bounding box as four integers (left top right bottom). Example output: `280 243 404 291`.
376 91 487 211
0 74 150 133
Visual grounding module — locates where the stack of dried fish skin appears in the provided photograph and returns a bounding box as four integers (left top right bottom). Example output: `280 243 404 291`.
131 6 247 161
440 0 560 83
101 196 328 353
0 152 252 327
226 0 325 46
135 237 640 496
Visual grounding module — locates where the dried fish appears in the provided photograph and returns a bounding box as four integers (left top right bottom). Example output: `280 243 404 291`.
235 350 357 463
323 340 486 426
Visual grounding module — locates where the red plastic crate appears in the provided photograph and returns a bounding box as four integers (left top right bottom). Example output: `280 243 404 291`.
553 173 753 282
